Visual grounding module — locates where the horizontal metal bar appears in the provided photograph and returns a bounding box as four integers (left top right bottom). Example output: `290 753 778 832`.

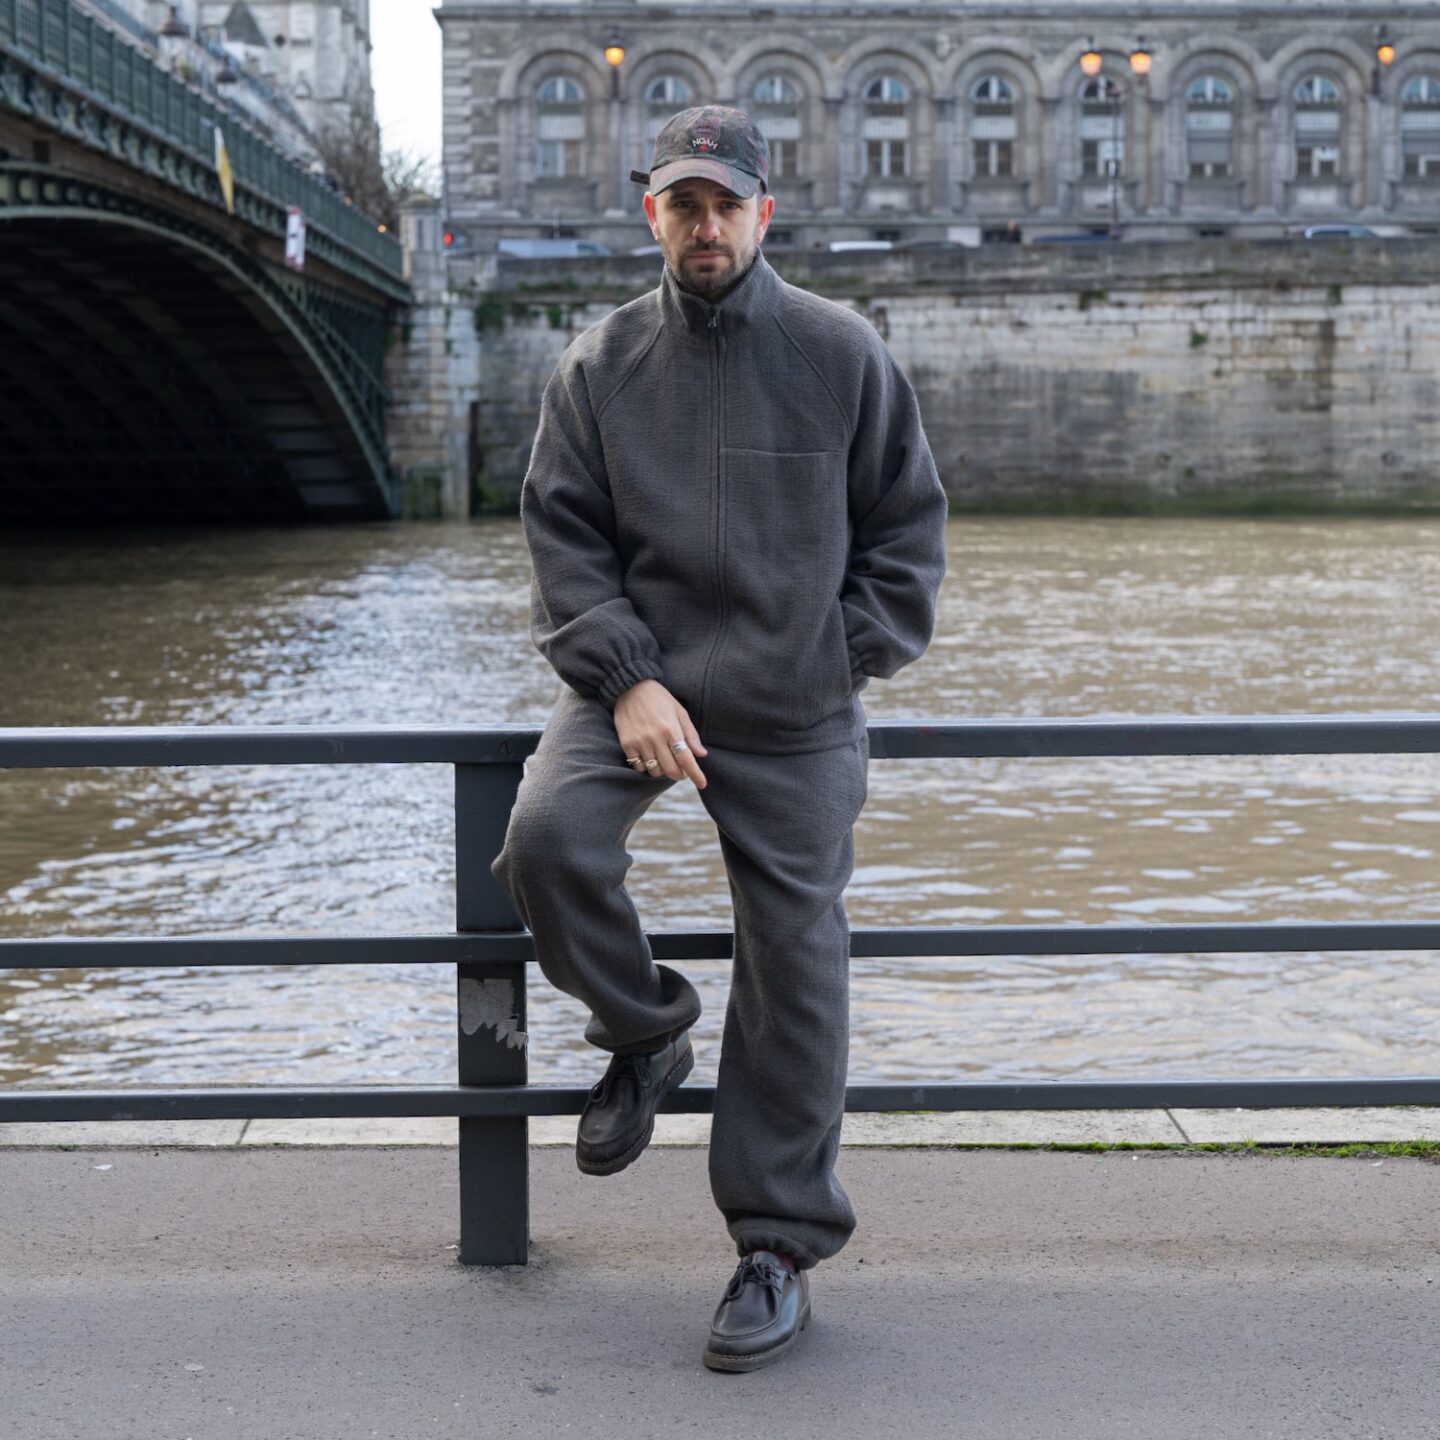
0 935 521 969
841 921 1440 959
871 716 1440 761
10 715 1440 769
6 922 1440 971
0 725 536 769
4 1077 1439 1123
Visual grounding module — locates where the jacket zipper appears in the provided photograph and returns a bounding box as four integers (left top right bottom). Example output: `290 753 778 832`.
698 307 726 720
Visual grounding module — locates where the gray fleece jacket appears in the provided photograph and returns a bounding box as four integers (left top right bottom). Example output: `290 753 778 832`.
519 248 948 755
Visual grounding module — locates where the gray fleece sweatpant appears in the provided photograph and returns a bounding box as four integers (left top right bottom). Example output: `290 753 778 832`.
490 684 870 1270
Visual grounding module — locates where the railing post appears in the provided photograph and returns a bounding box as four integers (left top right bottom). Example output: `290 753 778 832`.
454 757 529 1265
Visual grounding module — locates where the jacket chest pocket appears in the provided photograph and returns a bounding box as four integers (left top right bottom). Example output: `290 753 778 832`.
711 449 854 733
721 449 850 603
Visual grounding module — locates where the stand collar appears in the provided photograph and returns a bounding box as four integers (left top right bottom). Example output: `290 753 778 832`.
657 248 781 335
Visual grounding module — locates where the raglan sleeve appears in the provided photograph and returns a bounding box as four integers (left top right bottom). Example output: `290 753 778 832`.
840 337 949 684
519 352 667 709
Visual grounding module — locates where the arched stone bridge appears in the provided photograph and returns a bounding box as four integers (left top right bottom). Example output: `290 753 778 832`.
0 0 409 523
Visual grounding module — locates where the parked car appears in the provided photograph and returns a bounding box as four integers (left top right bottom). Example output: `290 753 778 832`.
1299 224 1378 240
827 239 893 252
629 243 664 256
497 237 612 259
893 238 966 251
1031 231 1116 244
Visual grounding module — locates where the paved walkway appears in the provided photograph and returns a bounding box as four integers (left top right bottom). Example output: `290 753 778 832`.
5 1143 1437 1439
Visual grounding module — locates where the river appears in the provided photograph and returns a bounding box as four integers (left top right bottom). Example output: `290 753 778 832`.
3 516 1439 1089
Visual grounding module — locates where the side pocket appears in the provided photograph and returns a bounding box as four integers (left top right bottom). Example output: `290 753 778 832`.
828 596 856 701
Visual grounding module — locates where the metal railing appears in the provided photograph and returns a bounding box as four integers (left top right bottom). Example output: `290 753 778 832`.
0 0 404 286
3 717 1439 1265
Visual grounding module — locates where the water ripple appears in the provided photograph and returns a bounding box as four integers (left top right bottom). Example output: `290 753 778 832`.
6 517 1440 1087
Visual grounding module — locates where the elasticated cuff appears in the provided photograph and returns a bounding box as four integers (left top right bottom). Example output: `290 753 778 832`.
732 1231 821 1272
595 657 666 710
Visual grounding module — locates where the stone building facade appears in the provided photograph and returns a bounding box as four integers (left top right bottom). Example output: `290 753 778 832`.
392 235 1440 516
436 0 1440 252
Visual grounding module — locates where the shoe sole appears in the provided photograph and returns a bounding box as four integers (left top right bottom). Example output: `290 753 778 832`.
702 1302 812 1373
575 1044 694 1177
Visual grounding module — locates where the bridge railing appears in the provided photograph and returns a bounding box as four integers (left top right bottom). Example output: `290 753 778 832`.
2 718 1439 1265
0 0 404 286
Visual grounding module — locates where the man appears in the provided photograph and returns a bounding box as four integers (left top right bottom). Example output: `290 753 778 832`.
491 105 947 1372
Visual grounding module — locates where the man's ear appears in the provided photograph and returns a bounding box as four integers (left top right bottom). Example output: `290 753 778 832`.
755 192 776 243
642 191 657 235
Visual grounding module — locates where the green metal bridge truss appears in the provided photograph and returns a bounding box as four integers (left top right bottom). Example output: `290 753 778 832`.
0 0 411 521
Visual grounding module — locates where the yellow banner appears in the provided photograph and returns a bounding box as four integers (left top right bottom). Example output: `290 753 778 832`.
214 126 235 216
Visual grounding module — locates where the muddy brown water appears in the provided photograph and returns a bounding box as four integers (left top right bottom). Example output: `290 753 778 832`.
3 516 1439 1088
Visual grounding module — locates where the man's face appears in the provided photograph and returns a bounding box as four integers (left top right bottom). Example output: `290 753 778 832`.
643 178 775 301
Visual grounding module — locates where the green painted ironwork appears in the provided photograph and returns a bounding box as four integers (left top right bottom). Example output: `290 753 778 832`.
0 0 405 296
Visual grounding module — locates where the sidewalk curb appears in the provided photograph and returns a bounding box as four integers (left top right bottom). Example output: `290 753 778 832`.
4 1107 1440 1149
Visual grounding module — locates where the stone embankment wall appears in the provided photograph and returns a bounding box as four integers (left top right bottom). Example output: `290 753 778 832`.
386 227 1440 516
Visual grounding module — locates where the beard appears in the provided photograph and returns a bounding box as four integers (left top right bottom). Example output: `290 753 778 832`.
665 235 759 301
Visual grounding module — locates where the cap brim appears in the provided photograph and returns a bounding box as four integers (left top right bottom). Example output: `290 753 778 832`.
644 157 761 199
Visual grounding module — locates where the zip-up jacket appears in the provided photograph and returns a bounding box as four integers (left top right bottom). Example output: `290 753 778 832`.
519 248 949 755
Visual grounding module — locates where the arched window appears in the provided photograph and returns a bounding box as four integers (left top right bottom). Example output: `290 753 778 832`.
1186 74 1234 178
645 75 691 109
863 74 910 178
970 74 1016 178
1079 76 1124 178
1401 74 1440 179
535 75 584 179
1294 73 1343 177
644 75 694 166
753 73 801 179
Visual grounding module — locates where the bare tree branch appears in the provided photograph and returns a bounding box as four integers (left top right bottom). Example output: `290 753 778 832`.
310 101 439 229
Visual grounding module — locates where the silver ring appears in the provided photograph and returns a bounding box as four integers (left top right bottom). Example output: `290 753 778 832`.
670 740 690 754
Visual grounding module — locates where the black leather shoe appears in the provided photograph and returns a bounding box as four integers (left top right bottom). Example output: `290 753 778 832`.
575 1032 693 1176
702 1250 812 1373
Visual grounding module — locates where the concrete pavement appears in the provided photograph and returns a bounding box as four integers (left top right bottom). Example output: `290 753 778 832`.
4 1144 1437 1439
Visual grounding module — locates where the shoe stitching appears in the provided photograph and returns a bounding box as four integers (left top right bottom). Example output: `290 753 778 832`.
704 1309 809 1368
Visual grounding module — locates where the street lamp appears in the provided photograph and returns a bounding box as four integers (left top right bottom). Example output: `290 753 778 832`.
158 3 191 74
604 37 625 213
1371 24 1397 207
1077 38 1152 237
604 36 624 100
1077 39 1120 236
1372 23 1396 97
1128 38 1152 222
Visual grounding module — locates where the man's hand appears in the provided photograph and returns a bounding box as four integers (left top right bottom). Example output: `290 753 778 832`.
613 679 708 789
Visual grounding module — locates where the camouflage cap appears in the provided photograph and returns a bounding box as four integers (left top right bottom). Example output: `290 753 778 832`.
629 105 770 199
